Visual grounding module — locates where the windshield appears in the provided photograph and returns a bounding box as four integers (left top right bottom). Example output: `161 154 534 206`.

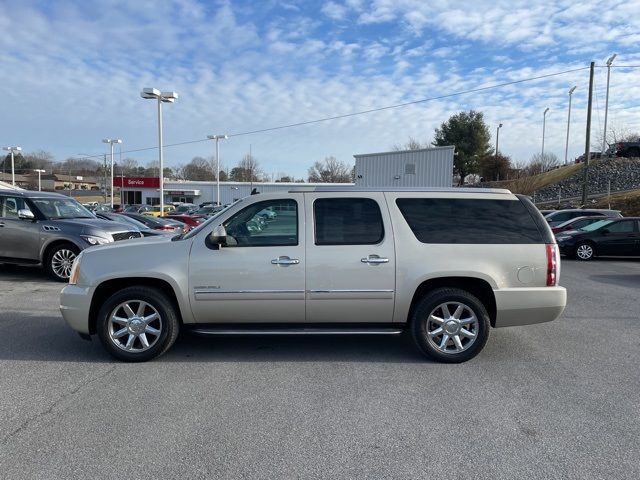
181 203 237 240
31 197 95 219
109 214 148 230
581 219 614 232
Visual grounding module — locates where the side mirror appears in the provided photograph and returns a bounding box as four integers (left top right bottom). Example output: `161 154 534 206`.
209 224 227 246
18 209 35 221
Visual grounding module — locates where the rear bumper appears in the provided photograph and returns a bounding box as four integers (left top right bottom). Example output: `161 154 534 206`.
60 284 94 335
494 286 566 328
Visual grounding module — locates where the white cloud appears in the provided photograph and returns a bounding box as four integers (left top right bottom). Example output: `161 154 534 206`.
321 1 348 20
0 0 639 179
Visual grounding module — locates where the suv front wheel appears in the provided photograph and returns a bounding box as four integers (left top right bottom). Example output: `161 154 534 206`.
97 286 180 362
46 243 80 282
410 288 490 363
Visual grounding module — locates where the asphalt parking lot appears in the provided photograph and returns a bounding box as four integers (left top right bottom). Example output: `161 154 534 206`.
0 259 638 479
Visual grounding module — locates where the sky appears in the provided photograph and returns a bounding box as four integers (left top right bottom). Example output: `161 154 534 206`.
1 0 640 179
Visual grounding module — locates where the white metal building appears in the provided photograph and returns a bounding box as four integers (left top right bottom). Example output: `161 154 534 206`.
118 146 455 206
353 146 454 188
122 180 355 206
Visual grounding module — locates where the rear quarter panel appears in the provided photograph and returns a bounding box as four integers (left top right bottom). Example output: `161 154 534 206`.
383 191 550 324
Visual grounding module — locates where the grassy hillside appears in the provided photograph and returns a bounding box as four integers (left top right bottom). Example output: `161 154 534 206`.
591 189 640 216
489 162 585 195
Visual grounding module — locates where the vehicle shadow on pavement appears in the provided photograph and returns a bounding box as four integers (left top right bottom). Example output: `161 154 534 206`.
588 274 640 287
0 264 52 282
0 312 427 363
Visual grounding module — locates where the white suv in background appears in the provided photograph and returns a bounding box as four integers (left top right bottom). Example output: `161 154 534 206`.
60 187 566 363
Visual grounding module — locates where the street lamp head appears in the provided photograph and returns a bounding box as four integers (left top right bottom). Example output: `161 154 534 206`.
606 53 617 66
141 87 161 99
102 138 123 145
207 134 228 140
568 86 576 95
34 169 46 173
160 91 178 103
544 107 549 115
3 146 22 152
498 123 503 128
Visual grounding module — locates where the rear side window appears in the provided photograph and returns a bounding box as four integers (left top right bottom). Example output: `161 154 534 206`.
314 198 384 245
396 198 544 244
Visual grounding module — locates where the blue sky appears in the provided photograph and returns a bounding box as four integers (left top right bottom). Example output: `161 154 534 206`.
1 0 639 179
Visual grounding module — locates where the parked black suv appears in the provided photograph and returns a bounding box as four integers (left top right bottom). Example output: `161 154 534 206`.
0 189 142 281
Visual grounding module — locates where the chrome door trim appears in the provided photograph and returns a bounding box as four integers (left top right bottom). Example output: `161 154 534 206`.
194 289 305 295
308 289 394 293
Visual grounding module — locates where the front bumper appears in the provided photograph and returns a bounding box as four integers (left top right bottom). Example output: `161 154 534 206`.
60 284 94 335
494 286 567 328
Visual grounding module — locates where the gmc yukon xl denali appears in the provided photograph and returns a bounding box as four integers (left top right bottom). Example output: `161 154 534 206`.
60 187 567 363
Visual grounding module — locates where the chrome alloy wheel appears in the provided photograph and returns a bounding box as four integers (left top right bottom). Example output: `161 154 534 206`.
51 249 77 279
576 243 594 260
108 301 163 352
426 302 479 354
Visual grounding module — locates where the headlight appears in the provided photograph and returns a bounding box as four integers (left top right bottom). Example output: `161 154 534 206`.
80 235 112 245
69 253 82 285
555 236 570 242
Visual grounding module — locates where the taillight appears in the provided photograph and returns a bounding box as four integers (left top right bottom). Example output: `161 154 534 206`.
159 225 174 230
546 244 557 286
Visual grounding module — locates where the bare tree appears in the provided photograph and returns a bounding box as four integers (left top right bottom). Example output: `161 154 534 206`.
229 154 261 182
592 124 640 152
307 156 352 183
391 137 429 151
181 156 215 181
527 152 560 175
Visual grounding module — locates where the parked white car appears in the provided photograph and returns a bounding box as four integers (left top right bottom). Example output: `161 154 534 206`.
60 187 566 362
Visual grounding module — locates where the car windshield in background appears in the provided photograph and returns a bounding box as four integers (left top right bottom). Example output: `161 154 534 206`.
581 219 614 231
31 198 94 219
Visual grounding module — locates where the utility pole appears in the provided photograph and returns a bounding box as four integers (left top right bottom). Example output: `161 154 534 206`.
581 61 595 206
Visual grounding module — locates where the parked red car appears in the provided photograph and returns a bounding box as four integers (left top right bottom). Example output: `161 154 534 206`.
164 214 204 228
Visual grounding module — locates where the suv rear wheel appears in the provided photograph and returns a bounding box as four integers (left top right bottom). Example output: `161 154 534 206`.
410 288 490 363
46 243 79 282
97 286 180 362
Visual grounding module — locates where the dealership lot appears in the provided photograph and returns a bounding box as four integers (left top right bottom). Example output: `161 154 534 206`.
0 260 638 479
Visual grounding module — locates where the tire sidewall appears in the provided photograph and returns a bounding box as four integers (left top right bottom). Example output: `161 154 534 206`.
97 287 179 362
411 288 490 363
46 243 79 282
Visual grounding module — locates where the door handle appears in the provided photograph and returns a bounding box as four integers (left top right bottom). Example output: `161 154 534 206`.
361 255 389 265
271 256 300 266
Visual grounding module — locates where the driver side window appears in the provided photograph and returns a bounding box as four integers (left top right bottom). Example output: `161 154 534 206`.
223 199 297 247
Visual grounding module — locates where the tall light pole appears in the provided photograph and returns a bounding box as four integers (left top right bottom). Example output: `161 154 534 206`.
141 88 178 216
207 134 228 206
34 169 45 191
541 108 550 158
564 86 577 165
102 138 122 208
602 53 617 153
3 146 22 186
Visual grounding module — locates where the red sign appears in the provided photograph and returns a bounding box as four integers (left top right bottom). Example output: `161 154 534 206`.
113 177 160 188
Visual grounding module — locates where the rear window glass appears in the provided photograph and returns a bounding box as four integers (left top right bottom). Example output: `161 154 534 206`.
396 198 543 244
314 198 384 245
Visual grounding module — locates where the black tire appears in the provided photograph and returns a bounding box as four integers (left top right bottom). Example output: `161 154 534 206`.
574 241 596 261
410 288 490 363
45 243 80 282
97 286 180 362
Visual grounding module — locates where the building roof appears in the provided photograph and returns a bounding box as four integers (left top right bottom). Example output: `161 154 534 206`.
0 188 68 197
353 145 455 158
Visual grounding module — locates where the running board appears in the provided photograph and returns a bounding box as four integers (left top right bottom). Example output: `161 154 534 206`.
190 327 403 336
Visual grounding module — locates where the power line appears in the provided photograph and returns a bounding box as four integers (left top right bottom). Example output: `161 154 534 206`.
77 66 590 160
